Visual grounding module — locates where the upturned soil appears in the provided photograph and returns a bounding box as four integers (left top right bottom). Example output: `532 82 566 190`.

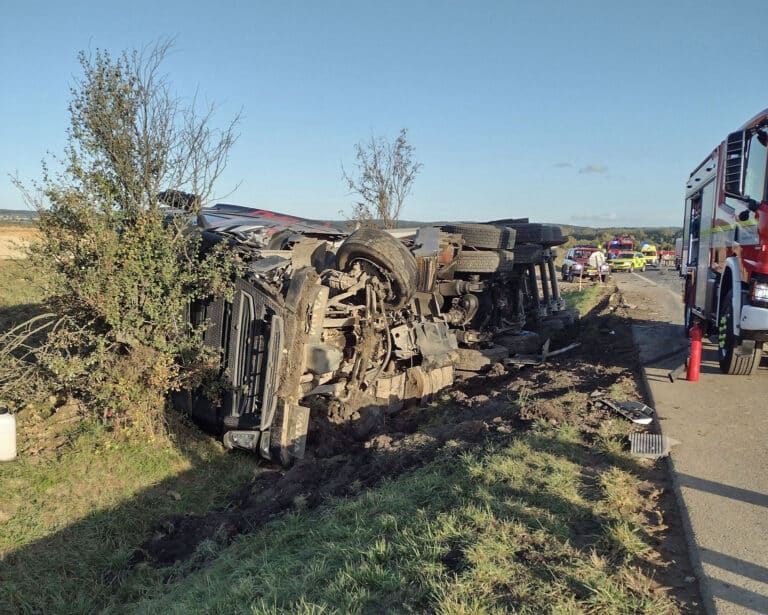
133 287 702 611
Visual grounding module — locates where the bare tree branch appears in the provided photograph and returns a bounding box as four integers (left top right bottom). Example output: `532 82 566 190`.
342 128 422 229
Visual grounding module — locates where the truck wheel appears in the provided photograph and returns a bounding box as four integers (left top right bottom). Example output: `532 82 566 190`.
488 222 565 246
511 244 544 264
717 290 763 375
336 228 417 309
441 223 516 249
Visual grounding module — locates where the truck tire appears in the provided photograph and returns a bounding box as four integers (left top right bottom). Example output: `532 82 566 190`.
455 249 515 273
717 290 763 375
336 228 417 309
489 222 565 247
511 244 544 264
441 223 516 250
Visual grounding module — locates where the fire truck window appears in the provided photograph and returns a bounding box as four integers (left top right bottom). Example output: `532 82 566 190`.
688 197 701 267
744 132 768 201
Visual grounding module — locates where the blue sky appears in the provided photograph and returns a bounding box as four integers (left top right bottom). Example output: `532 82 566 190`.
2 0 767 227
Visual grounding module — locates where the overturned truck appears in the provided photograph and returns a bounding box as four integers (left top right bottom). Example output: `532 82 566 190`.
178 205 567 464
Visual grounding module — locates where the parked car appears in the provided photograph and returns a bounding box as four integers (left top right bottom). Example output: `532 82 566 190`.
610 251 646 273
561 246 610 282
175 205 568 465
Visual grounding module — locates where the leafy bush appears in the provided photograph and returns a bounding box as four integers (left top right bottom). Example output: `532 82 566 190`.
2 41 240 438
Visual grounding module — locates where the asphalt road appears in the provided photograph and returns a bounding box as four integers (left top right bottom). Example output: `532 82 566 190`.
612 271 768 615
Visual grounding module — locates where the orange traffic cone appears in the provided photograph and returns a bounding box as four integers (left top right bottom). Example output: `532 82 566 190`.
687 321 702 382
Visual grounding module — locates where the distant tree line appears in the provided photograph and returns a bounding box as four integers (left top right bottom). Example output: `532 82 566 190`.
559 226 682 251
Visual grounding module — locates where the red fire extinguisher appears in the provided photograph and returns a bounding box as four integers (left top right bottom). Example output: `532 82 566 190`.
687 321 702 381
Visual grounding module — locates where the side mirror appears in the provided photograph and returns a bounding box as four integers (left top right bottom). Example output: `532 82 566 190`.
724 130 746 197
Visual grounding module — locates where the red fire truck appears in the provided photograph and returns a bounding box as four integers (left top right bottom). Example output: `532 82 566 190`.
682 108 768 375
607 234 635 257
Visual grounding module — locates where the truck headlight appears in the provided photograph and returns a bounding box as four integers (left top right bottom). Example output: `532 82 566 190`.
600 264 610 272
574 264 582 270
750 277 768 307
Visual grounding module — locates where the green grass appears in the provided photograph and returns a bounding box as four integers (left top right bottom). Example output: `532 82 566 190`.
0 419 677 613
114 423 673 614
561 285 608 315
0 259 45 330
0 424 262 614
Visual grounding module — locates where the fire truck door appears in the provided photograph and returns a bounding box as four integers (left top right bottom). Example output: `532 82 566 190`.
694 181 716 312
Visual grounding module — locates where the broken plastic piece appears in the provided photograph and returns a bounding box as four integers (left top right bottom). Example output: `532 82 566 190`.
593 398 654 425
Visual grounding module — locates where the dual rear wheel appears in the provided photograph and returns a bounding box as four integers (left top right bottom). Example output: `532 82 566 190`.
717 290 763 375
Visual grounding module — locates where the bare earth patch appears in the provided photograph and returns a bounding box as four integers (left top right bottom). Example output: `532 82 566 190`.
0 226 37 259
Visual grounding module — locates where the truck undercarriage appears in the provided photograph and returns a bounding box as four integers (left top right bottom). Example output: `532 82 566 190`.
176 206 568 464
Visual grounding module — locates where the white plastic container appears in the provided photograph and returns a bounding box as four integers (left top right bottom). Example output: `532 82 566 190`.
0 408 17 461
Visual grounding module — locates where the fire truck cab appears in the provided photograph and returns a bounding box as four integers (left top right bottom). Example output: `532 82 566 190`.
682 108 768 374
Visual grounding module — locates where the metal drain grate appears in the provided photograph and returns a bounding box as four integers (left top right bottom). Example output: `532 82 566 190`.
629 433 671 459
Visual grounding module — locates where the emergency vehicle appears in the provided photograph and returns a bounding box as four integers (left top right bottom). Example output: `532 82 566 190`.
607 235 635 258
640 243 659 267
682 108 768 375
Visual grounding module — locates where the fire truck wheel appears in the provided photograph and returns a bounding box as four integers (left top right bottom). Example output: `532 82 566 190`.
441 223 516 250
336 228 418 309
717 290 763 375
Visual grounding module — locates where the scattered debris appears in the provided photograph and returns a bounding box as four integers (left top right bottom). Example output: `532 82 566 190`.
504 341 581 367
667 363 688 383
589 397 654 425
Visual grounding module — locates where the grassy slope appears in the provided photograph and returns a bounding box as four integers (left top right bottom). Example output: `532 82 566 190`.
1 263 682 613
124 425 675 614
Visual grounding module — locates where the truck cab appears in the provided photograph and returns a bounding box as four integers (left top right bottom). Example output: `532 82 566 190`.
682 108 768 374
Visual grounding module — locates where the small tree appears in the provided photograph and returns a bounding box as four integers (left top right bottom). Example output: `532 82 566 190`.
3 41 240 438
342 128 422 229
